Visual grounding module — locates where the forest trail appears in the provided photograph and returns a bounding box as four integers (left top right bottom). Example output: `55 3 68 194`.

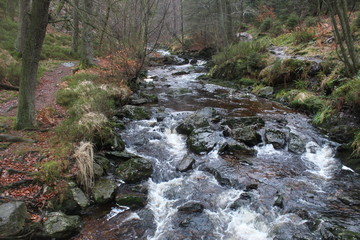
0 62 74 118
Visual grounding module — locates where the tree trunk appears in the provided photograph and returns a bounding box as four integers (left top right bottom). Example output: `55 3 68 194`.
15 0 31 54
80 0 94 68
16 0 50 130
71 0 80 54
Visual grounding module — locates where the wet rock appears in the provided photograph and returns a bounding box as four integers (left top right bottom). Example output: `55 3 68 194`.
42 212 82 239
176 154 196 172
94 155 110 173
115 157 153 183
178 202 204 213
130 98 148 105
0 201 27 238
190 59 198 65
105 151 139 162
203 167 243 189
230 193 252 210
235 32 253 41
92 178 116 203
194 66 207 73
115 194 147 210
288 133 306 154
219 139 256 156
187 128 221 154
222 117 264 146
176 107 219 135
118 105 152 120
179 217 192 227
172 71 190 76
265 129 286 149
245 184 258 191
71 187 89 208
274 195 284 208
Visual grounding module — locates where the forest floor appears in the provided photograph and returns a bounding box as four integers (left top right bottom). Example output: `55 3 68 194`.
0 62 75 220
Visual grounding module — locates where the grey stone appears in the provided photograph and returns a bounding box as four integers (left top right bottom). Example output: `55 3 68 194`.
176 155 196 172
176 107 218 135
71 187 89 208
93 162 104 178
115 157 153 183
265 129 286 149
256 86 274 97
289 132 306 154
119 105 152 120
0 201 27 237
178 202 204 213
187 128 222 154
43 212 81 239
92 178 116 203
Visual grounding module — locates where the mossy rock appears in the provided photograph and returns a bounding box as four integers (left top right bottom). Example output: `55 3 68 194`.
115 157 153 183
42 212 82 239
115 194 147 209
119 105 152 120
92 179 117 203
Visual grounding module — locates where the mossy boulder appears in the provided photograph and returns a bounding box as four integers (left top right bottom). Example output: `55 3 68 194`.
265 129 287 149
42 212 82 239
92 178 117 203
115 194 147 209
94 155 110 173
119 105 152 120
115 157 153 183
187 128 222 154
0 201 27 238
219 139 256 156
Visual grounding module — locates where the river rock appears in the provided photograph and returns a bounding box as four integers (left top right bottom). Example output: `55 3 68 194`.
187 128 222 154
42 212 82 239
0 201 27 237
219 139 256 156
92 178 117 203
105 151 139 163
115 157 153 183
203 167 243 189
178 202 204 213
265 129 287 149
172 71 190 76
115 194 147 209
176 154 196 172
71 187 89 208
176 107 219 135
230 193 252 210
222 117 264 146
288 133 306 154
256 86 274 97
190 59 198 65
118 105 152 120
94 162 104 178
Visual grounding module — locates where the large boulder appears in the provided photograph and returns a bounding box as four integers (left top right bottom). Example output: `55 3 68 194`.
115 157 153 183
288 133 306 154
42 212 81 239
222 117 264 146
265 129 287 149
176 154 196 172
187 128 222 154
0 201 27 237
176 107 219 135
219 139 256 156
92 178 117 203
71 187 90 209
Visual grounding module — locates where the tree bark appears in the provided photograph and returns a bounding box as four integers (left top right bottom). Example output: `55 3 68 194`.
80 0 94 68
71 0 80 54
15 0 31 54
16 0 50 130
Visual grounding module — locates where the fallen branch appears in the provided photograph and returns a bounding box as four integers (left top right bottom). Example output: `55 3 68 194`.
1 179 34 190
7 169 31 175
0 134 35 143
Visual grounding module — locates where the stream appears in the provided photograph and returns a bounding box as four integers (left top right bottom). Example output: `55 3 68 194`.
76 50 360 240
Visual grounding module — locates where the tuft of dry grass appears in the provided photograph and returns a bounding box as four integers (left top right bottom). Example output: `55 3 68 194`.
73 141 94 192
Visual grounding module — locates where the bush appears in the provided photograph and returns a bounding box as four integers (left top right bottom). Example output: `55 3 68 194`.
293 30 315 44
333 76 360 114
286 14 299 30
354 12 360 28
304 16 318 27
260 18 272 32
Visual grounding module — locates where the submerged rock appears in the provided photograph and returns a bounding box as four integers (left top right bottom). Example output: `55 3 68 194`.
178 202 204 213
115 157 153 183
115 194 147 209
42 212 82 239
219 139 256 156
0 201 27 238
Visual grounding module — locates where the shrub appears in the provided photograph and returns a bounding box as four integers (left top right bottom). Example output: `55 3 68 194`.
354 12 360 28
290 92 327 114
286 14 299 30
333 76 360 114
293 30 315 44
33 161 63 184
260 18 272 32
304 16 318 27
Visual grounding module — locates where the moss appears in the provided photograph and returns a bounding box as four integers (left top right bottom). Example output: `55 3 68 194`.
333 76 360 114
290 92 327 114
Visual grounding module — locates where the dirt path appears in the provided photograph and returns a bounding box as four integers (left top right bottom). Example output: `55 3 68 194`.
0 62 75 117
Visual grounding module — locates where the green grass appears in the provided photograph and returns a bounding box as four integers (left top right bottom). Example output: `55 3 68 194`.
0 17 18 54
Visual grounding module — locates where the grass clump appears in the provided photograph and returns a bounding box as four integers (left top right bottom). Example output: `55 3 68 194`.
210 41 267 80
74 142 95 192
290 91 327 114
41 33 74 60
333 76 360 114
293 30 315 45
286 14 299 30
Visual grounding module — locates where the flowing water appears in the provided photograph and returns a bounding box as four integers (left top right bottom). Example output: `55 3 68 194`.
76 51 360 240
